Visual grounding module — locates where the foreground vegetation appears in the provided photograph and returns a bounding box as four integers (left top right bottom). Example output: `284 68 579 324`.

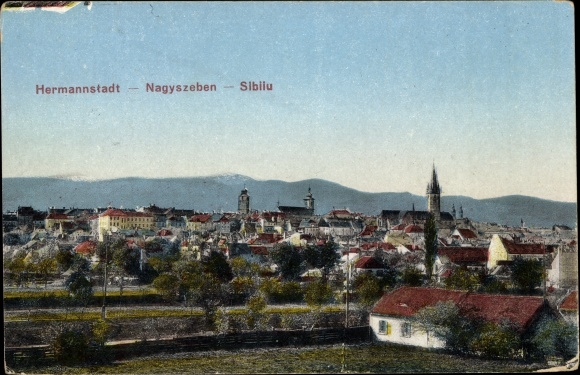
8 343 549 374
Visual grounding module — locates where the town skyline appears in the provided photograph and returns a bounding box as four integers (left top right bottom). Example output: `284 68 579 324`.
1 2 576 203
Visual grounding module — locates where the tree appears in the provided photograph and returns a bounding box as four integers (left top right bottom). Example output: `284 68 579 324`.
202 250 233 282
152 273 180 302
353 272 384 311
303 241 340 280
304 279 333 308
177 259 228 329
479 275 508 294
270 243 303 281
529 318 578 360
259 278 303 304
376 263 399 289
445 267 480 291
509 256 544 294
414 301 460 343
189 275 227 330
110 242 141 297
65 272 93 311
55 247 75 273
402 267 423 286
65 255 93 311
230 257 255 278
414 300 479 352
304 279 333 330
3 232 21 245
6 254 27 287
36 258 57 288
246 293 268 330
424 213 438 282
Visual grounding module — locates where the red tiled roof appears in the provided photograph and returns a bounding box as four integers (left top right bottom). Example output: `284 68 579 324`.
391 223 406 231
456 228 477 239
100 208 128 217
257 233 280 244
500 237 545 255
262 212 285 221
560 291 578 311
371 286 545 330
250 246 269 255
329 209 352 216
46 213 69 220
438 247 488 264
355 256 383 269
345 247 360 254
158 229 173 236
404 224 423 234
190 214 212 223
74 240 97 255
99 209 152 218
360 225 378 236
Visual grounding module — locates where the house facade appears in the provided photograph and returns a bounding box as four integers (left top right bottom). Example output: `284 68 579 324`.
487 234 547 269
370 286 551 350
98 208 154 241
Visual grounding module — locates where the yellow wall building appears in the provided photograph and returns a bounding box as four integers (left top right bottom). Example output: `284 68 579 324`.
98 208 154 241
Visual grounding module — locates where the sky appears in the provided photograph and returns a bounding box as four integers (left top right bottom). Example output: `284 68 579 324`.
1 1 576 202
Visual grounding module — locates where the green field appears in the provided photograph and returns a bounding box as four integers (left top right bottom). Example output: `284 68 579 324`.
10 343 547 374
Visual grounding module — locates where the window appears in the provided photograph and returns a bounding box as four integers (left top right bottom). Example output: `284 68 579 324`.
378 320 391 335
401 322 412 338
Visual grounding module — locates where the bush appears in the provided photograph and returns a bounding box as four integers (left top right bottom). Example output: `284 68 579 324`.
529 318 578 360
52 329 89 365
469 322 521 359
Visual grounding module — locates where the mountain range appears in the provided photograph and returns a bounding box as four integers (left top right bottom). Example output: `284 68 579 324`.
2 175 577 228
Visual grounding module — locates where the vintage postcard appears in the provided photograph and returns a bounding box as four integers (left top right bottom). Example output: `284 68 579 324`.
2 1 577 374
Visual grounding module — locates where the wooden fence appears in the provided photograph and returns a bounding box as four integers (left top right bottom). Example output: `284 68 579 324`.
5 326 370 368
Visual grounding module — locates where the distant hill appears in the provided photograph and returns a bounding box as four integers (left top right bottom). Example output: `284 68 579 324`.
2 175 576 228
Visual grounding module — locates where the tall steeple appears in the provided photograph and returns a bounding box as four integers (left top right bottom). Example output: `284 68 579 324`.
238 186 250 214
303 186 315 212
426 164 441 221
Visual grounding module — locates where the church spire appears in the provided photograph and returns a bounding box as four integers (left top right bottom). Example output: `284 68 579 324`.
427 164 441 195
426 164 441 221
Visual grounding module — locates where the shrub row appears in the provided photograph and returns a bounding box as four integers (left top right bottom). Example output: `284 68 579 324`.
4 291 165 309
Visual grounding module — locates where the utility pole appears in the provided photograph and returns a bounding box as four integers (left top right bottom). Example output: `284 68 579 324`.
345 259 350 328
342 259 350 373
101 234 108 320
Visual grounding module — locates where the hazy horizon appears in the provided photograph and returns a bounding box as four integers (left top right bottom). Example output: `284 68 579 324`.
2 173 577 204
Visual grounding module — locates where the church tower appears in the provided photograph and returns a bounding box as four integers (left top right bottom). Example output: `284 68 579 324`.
426 165 441 221
303 187 315 213
238 186 250 214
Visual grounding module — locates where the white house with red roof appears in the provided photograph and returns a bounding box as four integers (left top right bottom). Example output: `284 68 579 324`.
437 247 488 271
370 286 553 349
354 256 384 275
187 213 213 232
451 228 478 243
